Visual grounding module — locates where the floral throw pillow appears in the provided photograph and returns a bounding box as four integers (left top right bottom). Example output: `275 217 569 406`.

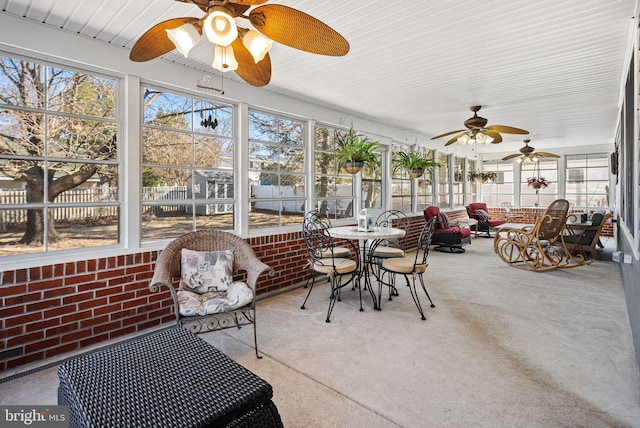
179 249 234 294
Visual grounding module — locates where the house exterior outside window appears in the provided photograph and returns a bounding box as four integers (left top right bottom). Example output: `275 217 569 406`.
141 86 235 239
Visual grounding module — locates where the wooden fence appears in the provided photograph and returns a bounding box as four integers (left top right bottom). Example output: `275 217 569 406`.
0 186 190 227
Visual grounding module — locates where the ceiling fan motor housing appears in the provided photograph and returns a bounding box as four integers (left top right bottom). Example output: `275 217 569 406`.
464 115 488 129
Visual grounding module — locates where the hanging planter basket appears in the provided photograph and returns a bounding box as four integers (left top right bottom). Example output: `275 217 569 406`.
408 168 425 178
343 160 364 174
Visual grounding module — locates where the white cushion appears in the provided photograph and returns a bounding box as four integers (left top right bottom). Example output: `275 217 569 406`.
177 282 253 317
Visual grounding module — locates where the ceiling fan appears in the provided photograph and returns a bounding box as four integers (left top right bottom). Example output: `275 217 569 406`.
501 139 559 163
431 106 529 146
129 0 350 87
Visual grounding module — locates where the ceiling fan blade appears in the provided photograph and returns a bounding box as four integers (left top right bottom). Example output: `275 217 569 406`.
486 125 529 135
431 129 466 140
232 37 271 87
484 131 503 144
502 154 522 161
444 132 467 146
231 0 269 4
537 152 560 158
130 17 201 62
249 5 349 56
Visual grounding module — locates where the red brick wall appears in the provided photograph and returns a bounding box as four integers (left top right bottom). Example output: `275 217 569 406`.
0 232 324 372
0 208 613 372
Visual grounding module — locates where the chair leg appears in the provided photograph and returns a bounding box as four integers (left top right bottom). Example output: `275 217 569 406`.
253 316 262 359
418 274 435 308
301 272 319 310
326 277 340 323
404 274 426 321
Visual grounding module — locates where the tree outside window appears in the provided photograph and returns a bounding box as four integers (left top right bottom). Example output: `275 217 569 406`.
0 54 118 256
314 125 354 219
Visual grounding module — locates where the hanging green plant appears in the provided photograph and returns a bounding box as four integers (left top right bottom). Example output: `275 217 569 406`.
392 151 440 178
336 128 381 174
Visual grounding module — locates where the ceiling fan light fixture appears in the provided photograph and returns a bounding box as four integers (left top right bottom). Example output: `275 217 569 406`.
475 132 494 145
203 7 238 47
212 45 239 72
242 30 273 63
166 23 201 58
457 134 472 145
516 157 523 164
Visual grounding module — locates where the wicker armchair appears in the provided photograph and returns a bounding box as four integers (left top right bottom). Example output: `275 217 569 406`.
494 199 590 271
150 230 274 358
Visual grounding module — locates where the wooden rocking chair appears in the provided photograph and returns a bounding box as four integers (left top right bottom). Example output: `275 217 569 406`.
493 199 590 271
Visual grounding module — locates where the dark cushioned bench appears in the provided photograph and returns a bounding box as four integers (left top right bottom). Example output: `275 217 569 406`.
57 327 283 428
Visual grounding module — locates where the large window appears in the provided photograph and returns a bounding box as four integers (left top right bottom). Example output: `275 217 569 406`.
142 86 234 239
453 156 465 206
390 143 412 212
520 158 558 207
437 153 450 208
481 160 514 206
314 125 354 219
416 148 436 212
0 54 119 256
566 154 609 208
248 110 305 228
467 159 478 203
361 147 383 210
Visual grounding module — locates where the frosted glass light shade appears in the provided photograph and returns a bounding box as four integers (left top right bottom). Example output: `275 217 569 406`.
166 23 201 58
457 134 471 145
475 132 494 145
212 45 238 72
242 30 272 63
203 8 238 47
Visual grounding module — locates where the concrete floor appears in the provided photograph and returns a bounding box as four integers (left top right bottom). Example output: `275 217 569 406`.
1 236 639 427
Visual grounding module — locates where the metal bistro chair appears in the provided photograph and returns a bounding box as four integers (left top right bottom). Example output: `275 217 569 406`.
301 210 361 322
370 210 410 294
301 209 351 288
376 218 436 320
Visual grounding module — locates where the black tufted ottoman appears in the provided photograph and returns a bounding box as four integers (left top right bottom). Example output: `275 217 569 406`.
57 327 283 428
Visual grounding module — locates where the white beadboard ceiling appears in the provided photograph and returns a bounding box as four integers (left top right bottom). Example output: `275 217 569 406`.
0 0 636 154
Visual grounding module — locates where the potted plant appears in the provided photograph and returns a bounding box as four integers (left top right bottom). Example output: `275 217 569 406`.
468 170 497 183
527 176 550 189
392 150 440 178
336 128 381 174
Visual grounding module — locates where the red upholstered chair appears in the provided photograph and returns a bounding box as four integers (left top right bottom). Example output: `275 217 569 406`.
423 206 472 253
466 202 506 237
